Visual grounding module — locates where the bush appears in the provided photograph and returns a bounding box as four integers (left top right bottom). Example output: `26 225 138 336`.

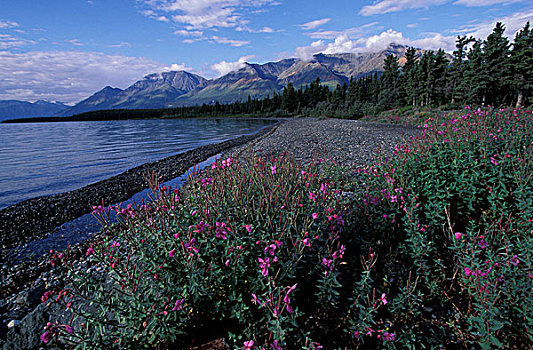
42 107 533 349
42 152 356 349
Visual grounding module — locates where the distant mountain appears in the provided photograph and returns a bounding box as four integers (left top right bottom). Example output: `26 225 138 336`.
58 71 208 116
60 44 429 116
0 100 68 121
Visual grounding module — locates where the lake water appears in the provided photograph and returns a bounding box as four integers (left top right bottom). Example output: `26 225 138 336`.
0 118 274 210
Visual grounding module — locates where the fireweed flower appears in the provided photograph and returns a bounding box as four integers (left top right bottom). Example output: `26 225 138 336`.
244 225 252 233
215 221 229 240
312 213 319 220
40 331 52 343
63 325 74 334
271 340 283 350
270 165 277 174
91 205 105 215
380 293 388 305
243 340 255 349
382 332 395 341
41 291 54 303
454 232 462 240
321 257 333 270
308 191 316 202
478 237 488 249
511 255 519 266
332 245 346 259
258 257 271 277
264 243 277 256
172 299 184 311
168 249 176 258
86 246 95 256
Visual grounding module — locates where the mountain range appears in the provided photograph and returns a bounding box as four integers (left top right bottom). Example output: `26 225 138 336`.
0 100 68 121
1 44 425 119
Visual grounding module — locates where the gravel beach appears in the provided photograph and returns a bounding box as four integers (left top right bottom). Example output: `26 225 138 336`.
225 117 420 167
0 117 420 349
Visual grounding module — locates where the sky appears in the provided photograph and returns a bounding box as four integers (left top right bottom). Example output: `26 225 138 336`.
0 0 532 104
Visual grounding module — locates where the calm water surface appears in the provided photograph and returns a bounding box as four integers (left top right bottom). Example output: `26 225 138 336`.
0 118 274 209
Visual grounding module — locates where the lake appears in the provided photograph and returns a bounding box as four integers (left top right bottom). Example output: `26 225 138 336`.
0 118 274 210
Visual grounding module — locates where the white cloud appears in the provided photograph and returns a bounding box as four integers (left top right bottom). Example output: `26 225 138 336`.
66 39 85 47
454 0 526 6
306 22 381 39
411 33 456 51
294 40 327 60
0 51 170 103
298 18 331 30
174 30 204 36
210 55 255 76
105 41 133 48
211 35 250 47
453 8 533 39
142 0 278 30
0 34 35 49
0 20 19 29
359 0 448 16
293 28 458 60
236 25 276 33
162 63 192 71
365 29 406 49
407 23 418 28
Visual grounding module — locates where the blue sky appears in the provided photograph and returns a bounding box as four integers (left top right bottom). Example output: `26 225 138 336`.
1 0 531 104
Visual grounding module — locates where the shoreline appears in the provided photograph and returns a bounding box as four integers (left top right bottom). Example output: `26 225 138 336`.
0 121 280 263
0 117 420 349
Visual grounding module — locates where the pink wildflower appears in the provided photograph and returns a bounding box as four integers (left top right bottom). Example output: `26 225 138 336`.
40 331 52 343
243 340 255 349
382 332 395 341
258 257 271 277
251 293 260 305
264 243 277 256
270 165 277 174
172 299 184 311
454 232 462 240
312 213 318 220
271 340 283 350
215 222 229 240
321 257 333 270
380 293 387 305
41 290 54 303
168 249 176 258
86 246 95 256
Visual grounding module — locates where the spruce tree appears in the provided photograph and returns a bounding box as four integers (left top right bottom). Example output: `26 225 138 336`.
463 40 489 105
378 54 401 110
483 22 511 106
450 35 474 105
402 47 419 107
509 22 533 108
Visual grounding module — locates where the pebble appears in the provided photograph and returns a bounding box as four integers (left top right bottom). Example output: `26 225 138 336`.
6 320 19 329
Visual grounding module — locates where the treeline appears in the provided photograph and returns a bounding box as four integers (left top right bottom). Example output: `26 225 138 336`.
4 21 530 124
167 21 531 119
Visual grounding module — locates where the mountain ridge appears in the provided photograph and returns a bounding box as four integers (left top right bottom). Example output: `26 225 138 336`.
0 100 69 121
2 44 431 118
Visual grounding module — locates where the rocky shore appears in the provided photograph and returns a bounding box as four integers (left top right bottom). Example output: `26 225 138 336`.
0 121 278 263
0 117 420 349
225 118 420 167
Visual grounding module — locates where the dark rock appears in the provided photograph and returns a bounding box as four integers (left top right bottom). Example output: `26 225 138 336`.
3 304 49 350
